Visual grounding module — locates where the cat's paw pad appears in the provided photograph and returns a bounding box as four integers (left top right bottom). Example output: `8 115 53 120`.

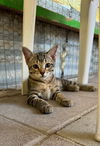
61 99 73 107
41 105 53 114
88 86 96 92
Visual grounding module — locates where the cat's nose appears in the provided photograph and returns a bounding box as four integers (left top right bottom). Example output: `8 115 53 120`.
40 71 45 77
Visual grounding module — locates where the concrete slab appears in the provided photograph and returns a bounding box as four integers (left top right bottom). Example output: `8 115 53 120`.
58 110 100 146
0 88 97 134
37 134 81 146
0 89 21 98
0 115 46 146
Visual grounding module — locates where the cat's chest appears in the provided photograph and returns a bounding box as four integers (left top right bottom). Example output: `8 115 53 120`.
40 84 57 100
29 78 61 100
41 85 51 99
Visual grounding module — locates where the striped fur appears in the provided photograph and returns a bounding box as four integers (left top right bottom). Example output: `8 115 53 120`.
22 46 96 114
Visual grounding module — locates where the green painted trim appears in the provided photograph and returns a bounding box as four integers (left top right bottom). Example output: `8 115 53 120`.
0 1 99 35
37 6 80 30
95 28 100 35
37 6 99 35
0 0 23 10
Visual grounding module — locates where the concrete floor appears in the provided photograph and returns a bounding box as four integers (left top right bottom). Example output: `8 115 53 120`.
0 77 99 146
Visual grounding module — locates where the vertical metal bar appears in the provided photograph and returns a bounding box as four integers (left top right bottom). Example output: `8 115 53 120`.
3 11 8 89
13 12 17 88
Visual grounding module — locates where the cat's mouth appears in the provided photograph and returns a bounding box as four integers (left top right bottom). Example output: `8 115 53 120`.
41 75 47 79
40 72 47 78
40 73 51 79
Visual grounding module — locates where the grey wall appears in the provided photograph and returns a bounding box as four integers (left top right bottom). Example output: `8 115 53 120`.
0 9 22 89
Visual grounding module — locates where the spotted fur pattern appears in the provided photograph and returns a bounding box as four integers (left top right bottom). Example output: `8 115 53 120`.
22 46 96 114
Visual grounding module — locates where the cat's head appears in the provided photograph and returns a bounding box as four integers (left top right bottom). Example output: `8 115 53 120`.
22 45 58 81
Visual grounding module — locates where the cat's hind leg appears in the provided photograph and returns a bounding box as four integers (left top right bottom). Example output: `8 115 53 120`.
62 80 79 92
79 84 96 91
52 91 73 107
62 79 96 92
27 94 53 114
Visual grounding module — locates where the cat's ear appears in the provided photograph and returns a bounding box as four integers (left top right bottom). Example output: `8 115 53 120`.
22 47 33 64
47 45 58 60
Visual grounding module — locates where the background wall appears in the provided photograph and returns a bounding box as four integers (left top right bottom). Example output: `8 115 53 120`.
0 9 22 89
0 8 98 89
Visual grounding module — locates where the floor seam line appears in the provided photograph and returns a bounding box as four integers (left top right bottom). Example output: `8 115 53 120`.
0 113 47 135
56 134 85 146
47 105 97 134
57 134 86 146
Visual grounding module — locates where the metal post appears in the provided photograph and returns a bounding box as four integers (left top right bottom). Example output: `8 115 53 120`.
78 0 99 84
22 0 37 95
95 1 100 141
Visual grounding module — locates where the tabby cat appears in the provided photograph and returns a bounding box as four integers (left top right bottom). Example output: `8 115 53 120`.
22 45 96 114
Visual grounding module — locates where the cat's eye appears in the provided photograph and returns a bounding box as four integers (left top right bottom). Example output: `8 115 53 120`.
45 63 51 68
33 64 39 69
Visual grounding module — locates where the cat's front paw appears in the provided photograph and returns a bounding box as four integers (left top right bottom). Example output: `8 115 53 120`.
61 99 73 107
41 105 53 114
